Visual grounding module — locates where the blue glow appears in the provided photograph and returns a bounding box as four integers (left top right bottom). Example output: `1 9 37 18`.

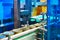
50 16 54 21
37 15 43 19
44 14 47 20
20 0 25 4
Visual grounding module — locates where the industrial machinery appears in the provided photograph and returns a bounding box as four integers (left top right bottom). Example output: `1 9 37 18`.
14 0 32 28
0 21 47 40
0 0 47 40
0 0 60 40
14 0 47 40
14 0 47 28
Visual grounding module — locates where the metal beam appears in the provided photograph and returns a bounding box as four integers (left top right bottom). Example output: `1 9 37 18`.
14 0 20 28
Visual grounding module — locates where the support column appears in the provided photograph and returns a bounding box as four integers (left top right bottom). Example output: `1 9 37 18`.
14 0 20 28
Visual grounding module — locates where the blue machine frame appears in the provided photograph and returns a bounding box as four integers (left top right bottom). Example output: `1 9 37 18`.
0 0 14 33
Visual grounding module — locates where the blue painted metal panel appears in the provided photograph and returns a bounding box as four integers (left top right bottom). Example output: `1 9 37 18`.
0 0 14 33
1 0 13 3
47 0 60 40
50 0 58 5
0 2 3 20
3 6 12 19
